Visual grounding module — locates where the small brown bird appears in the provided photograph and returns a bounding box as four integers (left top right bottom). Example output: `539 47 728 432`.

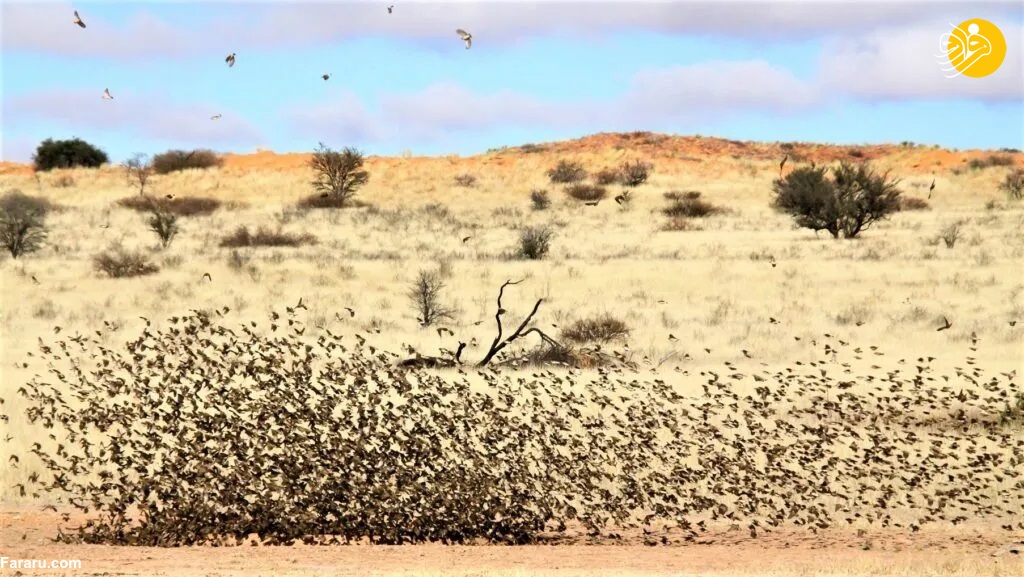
322 73 330 81
456 28 473 49
165 194 174 200
668 334 679 342
102 88 113 100
769 317 779 324
584 200 600 206
73 10 86 28
344 307 355 318
201 273 212 281
779 153 788 174
936 316 952 332
462 236 472 243
436 327 454 338
742 349 752 359
928 178 936 199
225 52 236 67
1010 320 1018 327
31 275 39 285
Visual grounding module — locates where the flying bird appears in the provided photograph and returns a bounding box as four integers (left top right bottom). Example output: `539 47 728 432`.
344 307 355 318
779 153 788 174
102 88 113 100
225 52 236 67
387 5 394 13
928 178 936 199
456 28 472 49
73 10 86 28
936 316 952 332
462 236 472 243
322 73 330 81
202 273 212 281
210 114 222 120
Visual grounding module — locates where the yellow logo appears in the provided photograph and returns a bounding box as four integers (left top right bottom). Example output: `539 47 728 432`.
937 19 1006 78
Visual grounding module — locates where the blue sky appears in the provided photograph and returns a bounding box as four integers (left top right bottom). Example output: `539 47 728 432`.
1 0 1022 164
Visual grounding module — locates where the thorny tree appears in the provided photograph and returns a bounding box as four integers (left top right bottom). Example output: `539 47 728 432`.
309 143 369 207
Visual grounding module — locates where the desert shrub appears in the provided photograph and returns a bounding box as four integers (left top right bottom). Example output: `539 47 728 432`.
619 160 652 187
662 191 720 218
0 190 52 258
772 161 901 239
123 153 154 195
564 183 607 202
561 314 630 344
219 225 316 248
32 138 108 171
546 160 587 184
849 149 865 158
593 168 620 186
453 173 477 187
117 195 221 217
52 174 76 188
999 168 1024 201
967 154 1014 170
147 208 179 249
408 269 456 327
661 216 703 232
519 143 547 154
529 189 551 210
518 226 554 260
939 221 963 248
93 248 160 278
151 148 222 174
898 197 931 211
309 143 368 207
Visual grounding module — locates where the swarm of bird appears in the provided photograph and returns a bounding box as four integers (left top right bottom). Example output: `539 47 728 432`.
5 304 1021 547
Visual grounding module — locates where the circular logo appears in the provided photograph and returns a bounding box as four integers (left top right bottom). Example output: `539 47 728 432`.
944 18 1007 78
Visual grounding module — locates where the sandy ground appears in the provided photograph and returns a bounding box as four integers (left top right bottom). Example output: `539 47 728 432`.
1 508 1022 577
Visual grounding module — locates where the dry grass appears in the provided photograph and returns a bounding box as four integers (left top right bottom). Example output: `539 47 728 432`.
0 136 1022 568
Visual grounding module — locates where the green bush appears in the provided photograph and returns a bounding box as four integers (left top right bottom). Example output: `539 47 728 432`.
772 161 901 239
152 149 223 174
32 138 108 171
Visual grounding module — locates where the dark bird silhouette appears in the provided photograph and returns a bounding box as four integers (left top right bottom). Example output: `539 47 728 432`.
322 73 330 81
614 194 627 205
436 327 454 338
31 275 39 285
668 334 678 342
779 154 788 174
769 317 779 324
456 28 472 49
928 178 936 199
344 307 355 318
165 194 174 200
742 349 752 359
210 113 222 120
387 4 394 13
936 316 952 332
73 10 86 28
462 236 472 243
584 200 600 206
225 52 236 67
201 273 212 281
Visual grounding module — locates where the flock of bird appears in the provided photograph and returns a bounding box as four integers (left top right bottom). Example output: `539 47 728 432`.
72 7 474 112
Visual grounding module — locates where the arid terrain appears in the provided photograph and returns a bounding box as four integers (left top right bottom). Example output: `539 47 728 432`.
1 132 1023 576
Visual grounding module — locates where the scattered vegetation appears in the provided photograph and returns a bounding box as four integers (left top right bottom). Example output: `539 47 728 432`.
561 314 630 344
898 197 931 211
408 269 456 327
117 195 221 217
772 161 902 239
308 143 369 208
152 148 223 174
967 154 1014 170
219 225 317 248
999 168 1024 201
546 159 587 184
529 189 551 211
618 160 652 187
92 247 160 278
517 225 554 260
564 183 607 203
0 190 52 258
32 138 109 171
662 190 721 218
123 153 154 196
939 221 964 249
594 168 620 186
147 206 180 249
452 173 478 187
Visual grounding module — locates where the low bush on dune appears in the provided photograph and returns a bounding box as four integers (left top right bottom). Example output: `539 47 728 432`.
662 190 721 218
219 225 317 248
32 138 109 171
546 159 587 184
92 247 160 278
0 189 53 258
564 183 607 202
152 148 223 174
117 195 222 217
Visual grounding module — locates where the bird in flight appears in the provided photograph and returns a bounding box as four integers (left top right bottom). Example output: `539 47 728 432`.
936 316 952 332
225 52 236 67
210 113 222 120
779 153 788 174
387 5 394 13
322 73 331 81
102 88 113 100
928 178 936 199
73 10 86 28
456 29 473 49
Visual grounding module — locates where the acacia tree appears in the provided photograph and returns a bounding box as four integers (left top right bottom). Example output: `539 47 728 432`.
124 153 154 196
0 190 51 258
772 161 902 239
309 143 369 207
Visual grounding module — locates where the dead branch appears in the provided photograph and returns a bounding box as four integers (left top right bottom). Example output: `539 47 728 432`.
477 279 545 367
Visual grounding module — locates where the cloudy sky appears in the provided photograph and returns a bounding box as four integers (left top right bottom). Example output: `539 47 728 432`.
2 0 1022 163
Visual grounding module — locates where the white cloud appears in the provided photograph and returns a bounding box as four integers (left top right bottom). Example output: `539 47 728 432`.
2 89 265 148
4 1 1020 57
284 60 819 142
818 21 1024 100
